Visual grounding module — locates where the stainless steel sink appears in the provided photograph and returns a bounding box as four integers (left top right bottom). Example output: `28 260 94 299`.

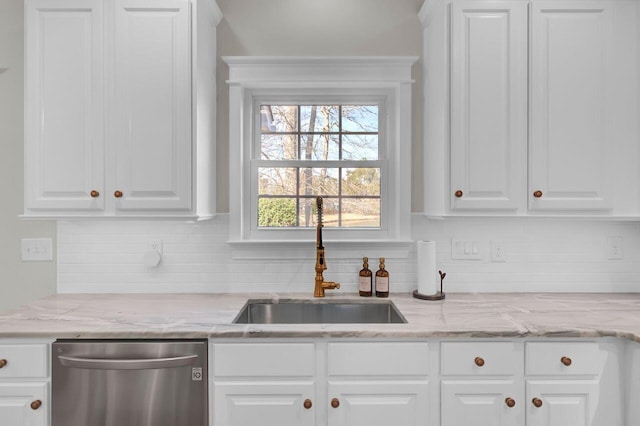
232 299 407 324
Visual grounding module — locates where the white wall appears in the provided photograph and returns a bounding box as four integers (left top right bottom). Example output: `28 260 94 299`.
58 216 640 293
3 0 640 304
0 0 56 313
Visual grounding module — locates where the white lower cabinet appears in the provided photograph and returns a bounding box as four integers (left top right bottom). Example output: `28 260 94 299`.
526 380 599 426
214 381 315 426
440 340 620 426
441 380 523 426
0 382 48 426
0 341 51 426
327 381 429 426
212 342 316 426
211 341 431 426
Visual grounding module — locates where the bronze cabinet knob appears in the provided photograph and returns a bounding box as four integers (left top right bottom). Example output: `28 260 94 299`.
533 190 543 198
0 359 7 368
331 398 340 408
561 356 572 366
455 190 464 198
90 190 100 198
114 190 123 198
505 397 516 408
474 356 485 367
30 400 42 410
532 398 543 408
303 399 312 409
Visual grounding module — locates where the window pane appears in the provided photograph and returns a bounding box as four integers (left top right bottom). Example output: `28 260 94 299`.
341 105 378 132
258 168 297 195
299 168 339 196
342 168 380 196
258 197 297 227
261 105 298 132
261 134 298 160
300 105 339 132
304 197 339 228
300 134 339 160
342 134 378 160
341 198 380 227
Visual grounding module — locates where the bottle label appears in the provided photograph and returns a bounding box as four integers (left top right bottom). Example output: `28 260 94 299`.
376 276 389 292
358 276 371 292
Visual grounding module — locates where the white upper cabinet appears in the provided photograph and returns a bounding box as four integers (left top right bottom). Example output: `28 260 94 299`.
24 0 105 213
528 1 613 211
421 0 640 217
450 1 528 211
112 0 192 211
24 0 221 218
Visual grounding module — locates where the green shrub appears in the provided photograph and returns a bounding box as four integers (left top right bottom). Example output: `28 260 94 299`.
258 198 297 227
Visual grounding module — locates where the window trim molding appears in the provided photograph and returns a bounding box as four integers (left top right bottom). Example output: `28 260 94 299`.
223 56 417 244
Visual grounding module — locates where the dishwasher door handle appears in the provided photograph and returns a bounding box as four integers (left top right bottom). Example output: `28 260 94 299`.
57 354 199 370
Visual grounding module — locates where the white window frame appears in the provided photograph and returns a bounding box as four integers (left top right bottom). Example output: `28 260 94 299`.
224 56 417 247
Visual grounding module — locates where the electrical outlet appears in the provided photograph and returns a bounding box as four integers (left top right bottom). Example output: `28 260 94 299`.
21 238 53 261
148 240 163 254
491 240 506 262
607 236 623 260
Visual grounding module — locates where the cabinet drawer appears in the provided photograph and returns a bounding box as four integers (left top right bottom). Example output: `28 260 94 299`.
0 344 48 378
526 342 600 375
441 342 521 376
328 342 429 376
213 343 315 377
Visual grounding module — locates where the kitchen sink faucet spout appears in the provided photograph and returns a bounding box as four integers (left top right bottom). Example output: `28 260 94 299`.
314 196 340 297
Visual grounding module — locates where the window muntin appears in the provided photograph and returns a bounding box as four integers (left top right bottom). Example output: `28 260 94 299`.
255 103 382 229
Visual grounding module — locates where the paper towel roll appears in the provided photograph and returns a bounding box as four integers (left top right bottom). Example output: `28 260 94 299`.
417 241 437 295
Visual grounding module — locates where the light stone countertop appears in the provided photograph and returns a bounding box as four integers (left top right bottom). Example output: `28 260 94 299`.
0 292 639 342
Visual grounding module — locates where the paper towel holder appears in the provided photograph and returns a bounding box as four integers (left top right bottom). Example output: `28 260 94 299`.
413 270 446 300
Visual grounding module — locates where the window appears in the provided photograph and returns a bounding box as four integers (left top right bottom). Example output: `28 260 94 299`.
224 57 416 245
256 103 381 229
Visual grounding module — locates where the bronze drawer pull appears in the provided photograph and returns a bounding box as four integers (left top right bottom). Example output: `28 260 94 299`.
532 398 543 408
561 356 572 366
505 397 516 408
31 400 42 410
455 190 463 198
474 356 485 367
331 398 340 408
303 399 312 409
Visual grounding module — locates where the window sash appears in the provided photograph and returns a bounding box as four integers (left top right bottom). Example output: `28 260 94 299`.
251 98 387 232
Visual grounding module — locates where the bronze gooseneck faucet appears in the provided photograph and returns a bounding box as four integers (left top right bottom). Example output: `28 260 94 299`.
314 196 340 297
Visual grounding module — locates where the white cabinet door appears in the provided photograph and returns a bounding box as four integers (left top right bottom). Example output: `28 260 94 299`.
442 380 522 426
24 0 104 213
327 380 429 426
112 0 192 211
526 380 599 426
529 1 614 210
0 382 48 426
214 381 315 426
450 1 527 211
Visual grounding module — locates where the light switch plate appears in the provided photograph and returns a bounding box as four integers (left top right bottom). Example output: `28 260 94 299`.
451 238 483 260
21 238 53 261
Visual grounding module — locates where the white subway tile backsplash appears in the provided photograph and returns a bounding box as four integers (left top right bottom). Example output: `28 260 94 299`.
57 215 640 294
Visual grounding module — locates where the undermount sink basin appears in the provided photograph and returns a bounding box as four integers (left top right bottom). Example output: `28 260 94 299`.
232 299 407 324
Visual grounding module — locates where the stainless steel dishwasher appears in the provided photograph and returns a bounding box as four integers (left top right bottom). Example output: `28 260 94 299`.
52 339 207 426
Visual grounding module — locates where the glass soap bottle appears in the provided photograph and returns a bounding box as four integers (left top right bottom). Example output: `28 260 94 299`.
358 257 373 297
375 257 389 298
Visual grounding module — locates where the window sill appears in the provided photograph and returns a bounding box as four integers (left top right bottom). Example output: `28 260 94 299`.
228 239 414 261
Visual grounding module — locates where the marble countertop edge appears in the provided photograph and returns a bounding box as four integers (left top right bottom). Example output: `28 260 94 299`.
1 292 640 343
